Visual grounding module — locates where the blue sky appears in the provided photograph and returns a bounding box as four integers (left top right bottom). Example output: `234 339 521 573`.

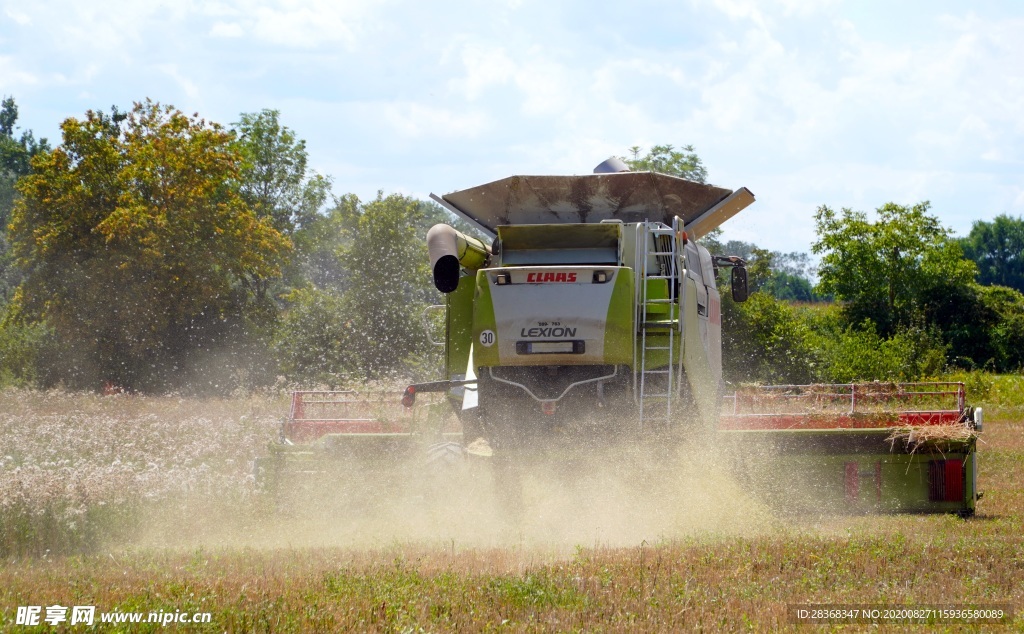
2 0 1022 254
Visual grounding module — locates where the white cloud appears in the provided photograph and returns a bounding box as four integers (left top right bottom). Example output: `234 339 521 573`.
379 102 489 139
447 40 576 117
158 64 200 100
706 0 770 29
776 0 840 17
209 21 244 38
704 0 837 24
0 0 381 54
0 55 38 87
5 7 30 25
1013 190 1024 210
449 42 517 100
515 55 573 116
199 2 241 18
245 0 384 49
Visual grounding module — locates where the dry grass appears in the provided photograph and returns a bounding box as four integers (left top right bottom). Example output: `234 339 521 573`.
885 424 979 455
0 385 1021 632
729 382 964 417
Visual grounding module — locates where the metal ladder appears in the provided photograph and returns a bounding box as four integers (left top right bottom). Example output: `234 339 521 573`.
636 220 681 429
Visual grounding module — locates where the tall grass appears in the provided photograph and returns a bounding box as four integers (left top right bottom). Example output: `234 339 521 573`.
0 390 283 557
933 371 1024 420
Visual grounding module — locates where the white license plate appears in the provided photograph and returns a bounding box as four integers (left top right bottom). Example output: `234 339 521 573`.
529 341 574 353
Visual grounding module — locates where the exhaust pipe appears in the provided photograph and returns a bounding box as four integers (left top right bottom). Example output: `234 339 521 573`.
427 224 490 293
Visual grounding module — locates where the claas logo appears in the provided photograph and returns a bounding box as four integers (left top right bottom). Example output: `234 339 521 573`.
526 272 577 283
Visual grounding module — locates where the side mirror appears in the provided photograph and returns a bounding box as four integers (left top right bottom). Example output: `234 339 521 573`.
731 266 749 302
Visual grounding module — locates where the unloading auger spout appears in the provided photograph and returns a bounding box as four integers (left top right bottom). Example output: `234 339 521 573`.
427 224 491 293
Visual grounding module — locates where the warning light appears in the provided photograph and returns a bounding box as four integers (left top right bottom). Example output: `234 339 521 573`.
495 273 511 285
401 385 416 408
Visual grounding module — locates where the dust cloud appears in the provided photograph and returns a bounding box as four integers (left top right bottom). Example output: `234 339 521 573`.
132 417 788 554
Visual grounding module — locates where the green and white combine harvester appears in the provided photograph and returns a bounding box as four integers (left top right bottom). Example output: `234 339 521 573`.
270 158 982 516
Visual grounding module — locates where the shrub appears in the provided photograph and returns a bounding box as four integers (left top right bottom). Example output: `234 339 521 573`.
273 287 360 387
810 319 946 383
723 293 948 385
0 303 58 388
723 292 817 384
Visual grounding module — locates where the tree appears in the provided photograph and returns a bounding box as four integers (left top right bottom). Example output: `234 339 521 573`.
960 214 1024 293
0 97 51 174
812 202 976 336
760 270 817 302
623 144 708 183
928 283 1024 371
334 193 439 378
233 109 331 236
703 237 821 302
0 96 50 302
275 192 467 382
807 312 946 382
9 100 290 391
232 110 332 302
721 291 817 384
273 287 359 386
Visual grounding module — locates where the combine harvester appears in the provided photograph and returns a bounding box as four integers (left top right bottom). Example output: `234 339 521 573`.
271 158 982 517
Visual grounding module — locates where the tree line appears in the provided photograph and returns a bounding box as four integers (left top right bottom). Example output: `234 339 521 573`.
0 98 1022 392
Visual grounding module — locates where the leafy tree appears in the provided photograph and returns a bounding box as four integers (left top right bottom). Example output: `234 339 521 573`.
723 296 948 385
0 96 50 302
960 214 1024 293
721 292 817 384
977 285 1024 371
275 192 470 382
991 312 1024 371
292 190 483 295
746 247 775 291
232 110 332 302
761 271 816 302
812 202 976 336
936 284 1024 371
624 144 708 183
707 239 821 302
806 309 947 382
0 303 56 386
9 100 290 391
0 96 50 177
334 193 439 378
233 109 331 236
824 325 946 381
273 287 358 386
755 249 823 302
289 193 359 293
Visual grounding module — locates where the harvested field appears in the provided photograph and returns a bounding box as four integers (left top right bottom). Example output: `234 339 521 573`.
0 385 1022 631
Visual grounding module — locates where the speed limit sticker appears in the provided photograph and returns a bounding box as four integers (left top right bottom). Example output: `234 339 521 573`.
479 330 496 347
